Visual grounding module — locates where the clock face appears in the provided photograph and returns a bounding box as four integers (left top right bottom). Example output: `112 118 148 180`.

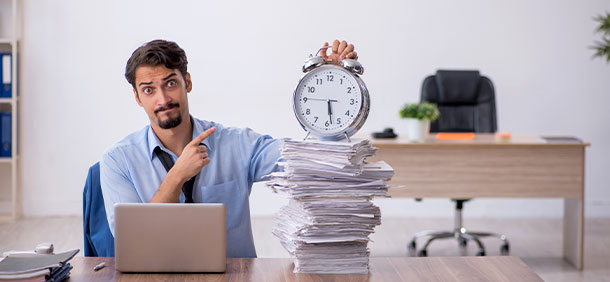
294 65 363 137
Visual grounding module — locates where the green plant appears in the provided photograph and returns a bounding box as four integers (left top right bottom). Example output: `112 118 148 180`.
399 102 439 121
592 12 610 63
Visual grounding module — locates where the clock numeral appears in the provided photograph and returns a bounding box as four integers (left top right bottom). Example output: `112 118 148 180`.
316 78 323 85
327 75 334 82
306 109 310 115
345 110 350 116
347 87 352 94
350 99 355 105
302 97 307 103
340 78 343 85
307 86 315 93
314 116 318 122
337 118 341 124
325 121 330 127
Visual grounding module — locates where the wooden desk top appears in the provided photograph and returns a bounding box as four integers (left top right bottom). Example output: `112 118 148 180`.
69 256 543 282
365 133 587 199
360 133 589 147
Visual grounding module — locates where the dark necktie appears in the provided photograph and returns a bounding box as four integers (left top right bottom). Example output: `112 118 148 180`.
153 146 195 203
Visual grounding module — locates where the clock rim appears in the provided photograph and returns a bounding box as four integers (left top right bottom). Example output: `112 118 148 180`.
292 64 370 141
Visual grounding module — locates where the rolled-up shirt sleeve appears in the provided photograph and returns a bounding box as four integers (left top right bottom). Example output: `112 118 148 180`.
245 130 284 186
100 149 141 236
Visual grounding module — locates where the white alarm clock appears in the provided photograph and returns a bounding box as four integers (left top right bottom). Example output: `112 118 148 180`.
293 47 370 141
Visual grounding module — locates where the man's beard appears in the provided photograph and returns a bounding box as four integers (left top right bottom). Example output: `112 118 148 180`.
154 103 182 129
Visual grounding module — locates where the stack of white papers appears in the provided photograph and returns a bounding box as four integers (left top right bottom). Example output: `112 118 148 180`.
266 138 394 273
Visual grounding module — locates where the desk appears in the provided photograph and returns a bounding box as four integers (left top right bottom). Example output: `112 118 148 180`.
69 256 543 281
367 133 588 269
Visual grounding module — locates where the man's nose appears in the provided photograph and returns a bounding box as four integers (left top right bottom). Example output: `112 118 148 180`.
157 89 171 105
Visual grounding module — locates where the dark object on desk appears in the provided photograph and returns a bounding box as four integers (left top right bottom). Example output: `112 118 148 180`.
83 162 115 257
542 136 583 143
48 263 73 282
409 70 509 258
373 128 397 139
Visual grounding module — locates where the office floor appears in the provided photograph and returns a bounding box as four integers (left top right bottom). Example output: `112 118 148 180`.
1 217 609 282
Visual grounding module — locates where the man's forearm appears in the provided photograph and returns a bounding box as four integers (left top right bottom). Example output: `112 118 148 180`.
150 170 186 203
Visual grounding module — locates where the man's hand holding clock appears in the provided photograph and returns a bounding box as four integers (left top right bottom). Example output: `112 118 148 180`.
320 40 358 65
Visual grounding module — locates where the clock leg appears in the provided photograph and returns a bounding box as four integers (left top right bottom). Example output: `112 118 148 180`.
303 131 311 141
344 132 351 142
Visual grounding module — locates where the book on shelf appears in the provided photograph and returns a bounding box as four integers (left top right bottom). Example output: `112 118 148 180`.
0 53 11 98
0 112 10 157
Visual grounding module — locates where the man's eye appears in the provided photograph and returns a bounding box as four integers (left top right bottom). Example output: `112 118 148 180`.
167 81 176 87
143 88 152 94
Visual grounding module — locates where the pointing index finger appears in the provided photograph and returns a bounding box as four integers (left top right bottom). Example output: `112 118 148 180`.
191 127 216 145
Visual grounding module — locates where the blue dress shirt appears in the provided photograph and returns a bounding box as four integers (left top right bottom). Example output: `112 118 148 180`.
100 116 282 258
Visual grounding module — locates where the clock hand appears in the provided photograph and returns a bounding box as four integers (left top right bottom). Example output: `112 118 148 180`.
327 99 333 124
306 97 338 102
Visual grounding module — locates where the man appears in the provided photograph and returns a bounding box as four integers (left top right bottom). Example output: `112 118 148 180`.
100 39 358 258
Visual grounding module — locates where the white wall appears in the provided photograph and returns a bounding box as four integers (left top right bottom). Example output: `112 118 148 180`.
15 0 610 218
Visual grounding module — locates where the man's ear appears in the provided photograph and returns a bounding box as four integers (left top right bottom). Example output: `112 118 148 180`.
133 88 143 107
185 72 192 93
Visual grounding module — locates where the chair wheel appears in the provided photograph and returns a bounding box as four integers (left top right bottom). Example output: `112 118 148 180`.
408 241 417 256
458 237 468 247
500 244 510 255
418 249 428 257
476 250 485 256
408 241 416 250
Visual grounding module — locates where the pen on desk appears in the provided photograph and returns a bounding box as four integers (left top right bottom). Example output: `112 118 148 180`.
93 262 106 271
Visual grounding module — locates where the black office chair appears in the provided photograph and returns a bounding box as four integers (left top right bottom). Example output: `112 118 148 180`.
408 70 509 256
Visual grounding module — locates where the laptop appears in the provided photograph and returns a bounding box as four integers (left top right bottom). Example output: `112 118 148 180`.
114 203 226 272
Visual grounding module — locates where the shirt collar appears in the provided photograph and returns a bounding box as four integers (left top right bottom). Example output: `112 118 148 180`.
147 115 213 160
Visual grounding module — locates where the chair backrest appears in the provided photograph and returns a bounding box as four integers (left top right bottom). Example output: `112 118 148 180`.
83 162 115 257
420 70 497 133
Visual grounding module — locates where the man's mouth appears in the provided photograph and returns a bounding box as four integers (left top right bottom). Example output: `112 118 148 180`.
155 103 179 114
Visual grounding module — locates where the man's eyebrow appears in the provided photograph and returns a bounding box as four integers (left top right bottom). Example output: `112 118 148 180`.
137 73 177 87
162 73 177 81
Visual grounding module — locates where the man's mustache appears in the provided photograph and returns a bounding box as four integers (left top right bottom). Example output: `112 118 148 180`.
154 103 179 114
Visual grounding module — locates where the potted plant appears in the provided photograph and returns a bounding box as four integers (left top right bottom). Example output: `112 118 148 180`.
592 12 610 63
399 102 439 142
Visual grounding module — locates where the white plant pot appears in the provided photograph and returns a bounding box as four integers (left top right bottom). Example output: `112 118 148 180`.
405 118 430 142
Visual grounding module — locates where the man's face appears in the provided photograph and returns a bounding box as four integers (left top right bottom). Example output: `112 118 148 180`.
133 65 192 129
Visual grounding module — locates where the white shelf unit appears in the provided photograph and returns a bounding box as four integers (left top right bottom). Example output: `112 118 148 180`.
0 97 16 104
0 0 20 222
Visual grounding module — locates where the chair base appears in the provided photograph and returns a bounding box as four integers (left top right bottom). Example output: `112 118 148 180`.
408 200 510 257
408 228 510 257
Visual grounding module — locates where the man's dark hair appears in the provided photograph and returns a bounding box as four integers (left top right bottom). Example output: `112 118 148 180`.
125 39 188 90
